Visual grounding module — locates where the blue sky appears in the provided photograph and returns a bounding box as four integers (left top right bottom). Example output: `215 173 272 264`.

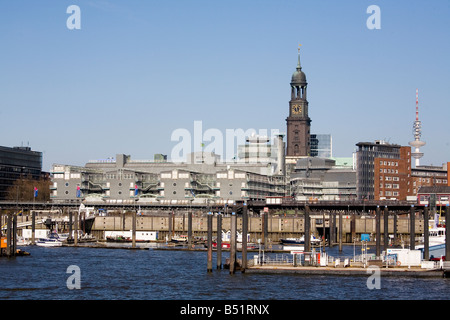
1 0 449 171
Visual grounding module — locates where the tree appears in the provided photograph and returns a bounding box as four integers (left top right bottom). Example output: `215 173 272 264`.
5 174 51 202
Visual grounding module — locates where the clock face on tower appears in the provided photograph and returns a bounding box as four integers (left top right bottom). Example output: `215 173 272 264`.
291 104 302 115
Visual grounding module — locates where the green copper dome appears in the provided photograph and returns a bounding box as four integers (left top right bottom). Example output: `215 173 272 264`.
291 50 306 84
291 68 306 84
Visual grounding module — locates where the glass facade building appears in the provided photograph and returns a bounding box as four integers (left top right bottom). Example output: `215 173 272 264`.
310 134 332 158
0 146 43 200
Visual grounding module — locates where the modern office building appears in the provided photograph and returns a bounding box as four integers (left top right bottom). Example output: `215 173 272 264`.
50 152 286 204
289 157 356 201
356 140 412 201
411 164 448 195
310 134 332 158
0 145 43 200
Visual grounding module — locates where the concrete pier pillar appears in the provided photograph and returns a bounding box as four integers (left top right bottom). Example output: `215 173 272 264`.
217 213 222 269
305 206 310 252
423 207 429 260
241 204 248 272
207 212 213 273
384 207 389 251
410 205 415 250
230 212 237 274
376 206 381 257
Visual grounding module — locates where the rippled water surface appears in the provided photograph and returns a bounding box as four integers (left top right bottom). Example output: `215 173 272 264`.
1 244 449 300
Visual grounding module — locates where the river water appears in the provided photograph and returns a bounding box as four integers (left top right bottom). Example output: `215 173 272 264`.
1 243 449 303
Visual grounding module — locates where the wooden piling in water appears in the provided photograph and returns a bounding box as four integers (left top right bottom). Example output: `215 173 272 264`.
241 204 248 272
217 213 222 269
445 205 450 260
376 206 381 257
74 209 78 246
384 206 389 251
339 210 342 252
68 210 73 242
12 214 17 255
423 207 429 259
132 210 136 248
230 212 237 274
264 211 268 247
393 211 398 245
168 211 173 242
410 205 415 250
6 213 12 257
330 212 335 247
261 212 265 248
188 211 193 250
31 210 36 245
304 206 310 253
207 212 213 273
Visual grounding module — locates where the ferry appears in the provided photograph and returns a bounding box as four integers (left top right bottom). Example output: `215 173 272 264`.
280 235 322 246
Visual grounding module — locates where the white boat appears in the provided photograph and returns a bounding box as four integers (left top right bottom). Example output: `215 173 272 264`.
36 233 63 247
416 222 446 260
280 235 322 246
17 236 31 246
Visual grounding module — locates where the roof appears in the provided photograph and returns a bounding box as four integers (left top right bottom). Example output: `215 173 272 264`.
417 186 450 194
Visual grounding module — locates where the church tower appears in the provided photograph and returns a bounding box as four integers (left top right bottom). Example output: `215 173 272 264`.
286 46 311 161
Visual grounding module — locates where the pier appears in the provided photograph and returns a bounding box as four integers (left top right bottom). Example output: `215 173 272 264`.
1 200 449 279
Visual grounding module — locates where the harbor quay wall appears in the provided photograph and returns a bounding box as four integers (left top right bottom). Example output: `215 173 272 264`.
6 211 425 244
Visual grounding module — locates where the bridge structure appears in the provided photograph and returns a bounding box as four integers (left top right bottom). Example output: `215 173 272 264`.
1 200 448 261
0 199 423 213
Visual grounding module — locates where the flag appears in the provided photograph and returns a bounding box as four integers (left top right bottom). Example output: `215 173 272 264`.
34 187 38 198
134 184 138 196
190 189 195 197
76 186 81 198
